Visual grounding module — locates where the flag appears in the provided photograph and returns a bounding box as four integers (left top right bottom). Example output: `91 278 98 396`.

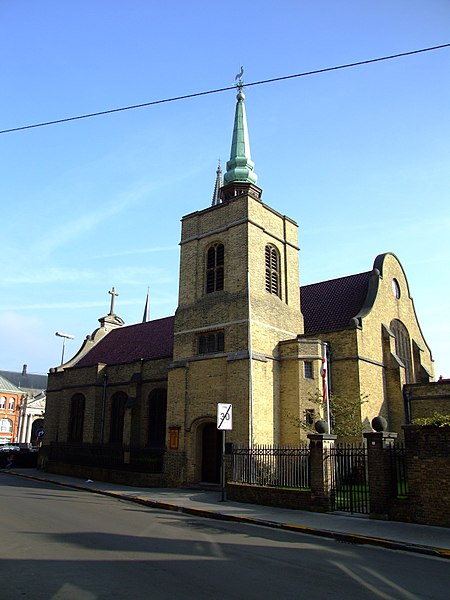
320 355 328 404
142 290 149 323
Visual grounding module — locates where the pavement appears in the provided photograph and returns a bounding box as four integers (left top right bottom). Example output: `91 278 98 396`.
3 468 450 560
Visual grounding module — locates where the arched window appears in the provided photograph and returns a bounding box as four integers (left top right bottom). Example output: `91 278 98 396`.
265 244 281 297
390 319 413 383
110 392 128 444
148 388 167 448
8 398 15 411
0 397 6 409
206 243 224 293
68 394 85 442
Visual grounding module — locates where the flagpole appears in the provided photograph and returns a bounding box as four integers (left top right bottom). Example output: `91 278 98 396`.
248 269 254 447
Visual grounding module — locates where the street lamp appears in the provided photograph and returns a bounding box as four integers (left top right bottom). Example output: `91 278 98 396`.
55 332 74 365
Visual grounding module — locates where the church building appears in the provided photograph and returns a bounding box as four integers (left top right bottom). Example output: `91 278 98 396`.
42 84 434 486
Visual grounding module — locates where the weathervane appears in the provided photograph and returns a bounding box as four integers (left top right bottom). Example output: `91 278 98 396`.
235 66 244 91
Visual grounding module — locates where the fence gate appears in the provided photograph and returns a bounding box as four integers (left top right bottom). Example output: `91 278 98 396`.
328 445 369 514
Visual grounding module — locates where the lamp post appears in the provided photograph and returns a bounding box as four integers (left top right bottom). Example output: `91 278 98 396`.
55 332 74 365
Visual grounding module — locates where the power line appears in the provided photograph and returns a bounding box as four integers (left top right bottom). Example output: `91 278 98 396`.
1 42 449 135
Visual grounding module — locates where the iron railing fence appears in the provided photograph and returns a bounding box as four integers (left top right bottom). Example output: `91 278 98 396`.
390 442 408 497
230 445 310 489
48 442 165 473
327 444 370 514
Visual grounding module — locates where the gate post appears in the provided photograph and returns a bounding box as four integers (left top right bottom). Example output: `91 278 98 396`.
364 431 397 518
307 433 337 511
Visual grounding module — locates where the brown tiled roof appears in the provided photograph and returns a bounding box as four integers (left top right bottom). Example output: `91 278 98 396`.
75 316 174 367
300 271 372 334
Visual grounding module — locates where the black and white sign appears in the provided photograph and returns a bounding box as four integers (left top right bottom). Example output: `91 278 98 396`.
217 403 232 430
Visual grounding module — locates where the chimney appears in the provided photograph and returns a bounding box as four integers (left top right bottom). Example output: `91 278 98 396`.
22 364 27 376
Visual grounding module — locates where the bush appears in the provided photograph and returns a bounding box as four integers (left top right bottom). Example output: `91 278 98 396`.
412 412 450 427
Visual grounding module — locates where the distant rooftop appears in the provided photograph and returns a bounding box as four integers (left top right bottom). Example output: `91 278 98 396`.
0 369 47 393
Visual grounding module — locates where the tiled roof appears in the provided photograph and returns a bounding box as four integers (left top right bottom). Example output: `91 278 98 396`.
0 375 23 393
300 271 372 335
75 316 174 367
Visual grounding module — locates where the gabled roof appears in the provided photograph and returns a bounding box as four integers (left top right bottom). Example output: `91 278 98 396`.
74 316 174 368
301 271 372 335
0 374 23 394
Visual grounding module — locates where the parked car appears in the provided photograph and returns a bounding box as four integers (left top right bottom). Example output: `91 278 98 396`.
0 444 21 452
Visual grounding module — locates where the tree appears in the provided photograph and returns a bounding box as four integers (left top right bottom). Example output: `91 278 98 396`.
285 390 369 441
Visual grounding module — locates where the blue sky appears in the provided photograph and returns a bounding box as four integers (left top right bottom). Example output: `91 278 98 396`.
1 1 449 378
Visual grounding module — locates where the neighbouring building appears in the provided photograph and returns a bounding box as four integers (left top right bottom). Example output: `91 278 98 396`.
0 365 47 445
42 84 435 486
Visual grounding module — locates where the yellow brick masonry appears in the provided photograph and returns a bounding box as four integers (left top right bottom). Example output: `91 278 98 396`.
167 190 311 478
315 254 434 438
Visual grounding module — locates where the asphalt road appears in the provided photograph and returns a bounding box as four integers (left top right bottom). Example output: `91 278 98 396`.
0 474 449 600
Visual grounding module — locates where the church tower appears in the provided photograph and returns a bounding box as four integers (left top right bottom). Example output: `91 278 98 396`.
166 84 304 483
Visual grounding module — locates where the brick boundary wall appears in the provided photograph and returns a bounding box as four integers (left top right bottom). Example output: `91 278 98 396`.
227 482 311 510
399 425 450 527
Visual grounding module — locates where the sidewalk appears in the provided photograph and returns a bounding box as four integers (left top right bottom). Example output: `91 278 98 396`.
4 468 450 559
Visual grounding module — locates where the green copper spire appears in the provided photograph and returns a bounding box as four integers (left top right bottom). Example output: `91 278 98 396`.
223 82 258 186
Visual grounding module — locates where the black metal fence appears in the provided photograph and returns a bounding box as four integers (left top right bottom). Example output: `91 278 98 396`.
230 445 310 489
390 443 408 498
327 444 369 514
48 442 165 473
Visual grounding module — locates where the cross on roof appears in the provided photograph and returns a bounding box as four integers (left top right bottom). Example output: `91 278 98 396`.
108 287 118 315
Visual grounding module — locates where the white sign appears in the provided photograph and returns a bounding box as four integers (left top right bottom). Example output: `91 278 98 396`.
217 403 232 430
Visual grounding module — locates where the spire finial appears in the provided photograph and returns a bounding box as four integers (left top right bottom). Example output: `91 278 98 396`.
211 160 223 206
223 68 258 186
235 66 244 86
142 288 150 323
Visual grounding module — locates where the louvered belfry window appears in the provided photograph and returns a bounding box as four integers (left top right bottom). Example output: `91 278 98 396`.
265 245 280 297
206 243 224 293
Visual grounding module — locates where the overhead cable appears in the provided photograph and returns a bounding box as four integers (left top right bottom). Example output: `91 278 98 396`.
1 42 449 135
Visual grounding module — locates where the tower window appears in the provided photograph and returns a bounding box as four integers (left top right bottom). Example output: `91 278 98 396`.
198 331 225 355
206 243 224 293
304 361 313 379
265 245 281 297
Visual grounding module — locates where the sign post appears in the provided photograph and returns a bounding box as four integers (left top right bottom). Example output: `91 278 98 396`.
217 403 232 501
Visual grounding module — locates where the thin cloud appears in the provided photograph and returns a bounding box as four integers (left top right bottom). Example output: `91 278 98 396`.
93 245 178 259
36 181 162 258
1 267 97 285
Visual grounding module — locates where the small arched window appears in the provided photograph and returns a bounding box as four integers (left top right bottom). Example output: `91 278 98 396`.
0 397 6 409
265 245 281 297
206 243 224 293
148 388 167 448
110 392 128 444
8 398 15 411
68 393 85 442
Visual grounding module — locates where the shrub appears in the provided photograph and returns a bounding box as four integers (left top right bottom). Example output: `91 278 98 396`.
412 412 450 427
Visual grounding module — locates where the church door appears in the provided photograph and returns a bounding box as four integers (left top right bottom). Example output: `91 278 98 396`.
201 423 222 483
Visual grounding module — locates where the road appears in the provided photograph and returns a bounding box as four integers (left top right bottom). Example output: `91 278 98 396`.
0 474 449 600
